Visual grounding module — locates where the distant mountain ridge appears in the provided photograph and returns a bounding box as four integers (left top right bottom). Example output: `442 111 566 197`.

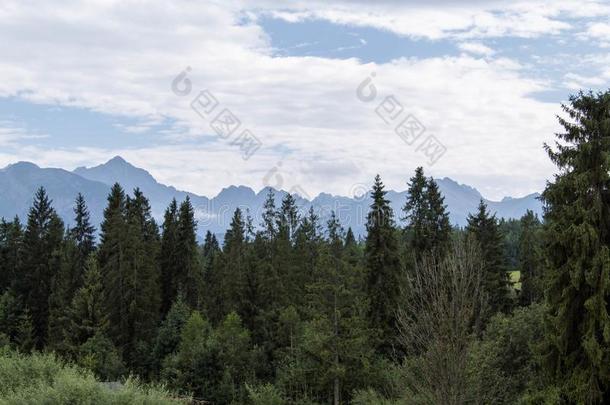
0 157 543 239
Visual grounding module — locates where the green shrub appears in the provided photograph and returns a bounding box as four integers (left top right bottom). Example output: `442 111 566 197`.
467 303 546 404
77 332 126 381
351 388 400 405
246 383 286 405
0 349 186 404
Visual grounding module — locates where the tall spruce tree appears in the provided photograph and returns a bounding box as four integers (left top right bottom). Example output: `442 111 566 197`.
278 213 373 404
19 187 64 348
238 211 261 333
123 188 162 366
175 197 201 309
276 194 300 307
277 193 299 243
404 167 429 256
294 207 322 302
160 198 179 315
344 227 361 268
215 208 247 322
71 193 96 262
307 212 373 404
365 175 403 355
98 185 161 367
257 188 282 306
202 230 223 322
345 227 356 247
261 189 278 241
48 195 96 351
466 200 511 316
425 177 452 256
542 90 610 403
47 234 79 353
97 183 128 351
202 230 220 259
403 167 451 258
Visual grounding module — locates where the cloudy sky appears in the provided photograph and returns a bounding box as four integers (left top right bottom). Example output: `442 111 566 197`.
1 0 609 200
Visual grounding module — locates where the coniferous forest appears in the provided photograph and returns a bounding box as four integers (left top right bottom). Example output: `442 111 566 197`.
1 91 610 404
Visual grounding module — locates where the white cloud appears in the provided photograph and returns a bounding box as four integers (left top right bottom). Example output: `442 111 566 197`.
564 71 610 90
586 22 610 36
258 0 609 40
458 42 495 56
0 120 48 147
582 22 610 47
0 0 588 200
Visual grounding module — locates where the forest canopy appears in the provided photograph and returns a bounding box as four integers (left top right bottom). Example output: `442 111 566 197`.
1 90 610 404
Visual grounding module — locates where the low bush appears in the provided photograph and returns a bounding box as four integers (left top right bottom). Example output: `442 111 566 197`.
0 349 187 404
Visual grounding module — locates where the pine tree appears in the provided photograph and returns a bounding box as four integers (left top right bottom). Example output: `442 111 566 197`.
47 234 79 353
162 311 221 399
69 255 108 348
213 208 247 323
275 194 300 307
71 193 96 263
466 200 511 317
345 227 356 247
18 187 64 348
238 211 261 334
0 289 25 344
542 90 610 403
16 307 35 352
214 311 257 403
403 167 451 258
77 332 126 381
365 175 403 355
277 214 374 403
0 217 22 293
246 190 285 364
175 197 201 309
277 193 299 243
256 188 282 308
307 212 373 404
425 177 452 256
48 195 97 352
160 198 179 315
98 185 161 368
295 207 321 261
98 184 129 350
261 189 278 241
153 294 191 374
518 210 542 306
202 230 223 323
224 208 246 251
404 167 429 256
203 230 220 259
293 207 322 302
123 188 162 369
201 231 220 279
344 227 362 268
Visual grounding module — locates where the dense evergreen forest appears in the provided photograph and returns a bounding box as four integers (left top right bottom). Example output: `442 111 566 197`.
0 91 609 404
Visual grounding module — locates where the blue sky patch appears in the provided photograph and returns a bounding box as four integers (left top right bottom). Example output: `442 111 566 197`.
260 16 459 63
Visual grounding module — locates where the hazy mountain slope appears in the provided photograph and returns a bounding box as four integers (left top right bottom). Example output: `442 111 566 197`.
0 162 110 229
0 157 543 240
73 156 210 219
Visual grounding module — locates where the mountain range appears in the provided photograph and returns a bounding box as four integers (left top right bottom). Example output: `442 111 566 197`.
0 156 543 239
